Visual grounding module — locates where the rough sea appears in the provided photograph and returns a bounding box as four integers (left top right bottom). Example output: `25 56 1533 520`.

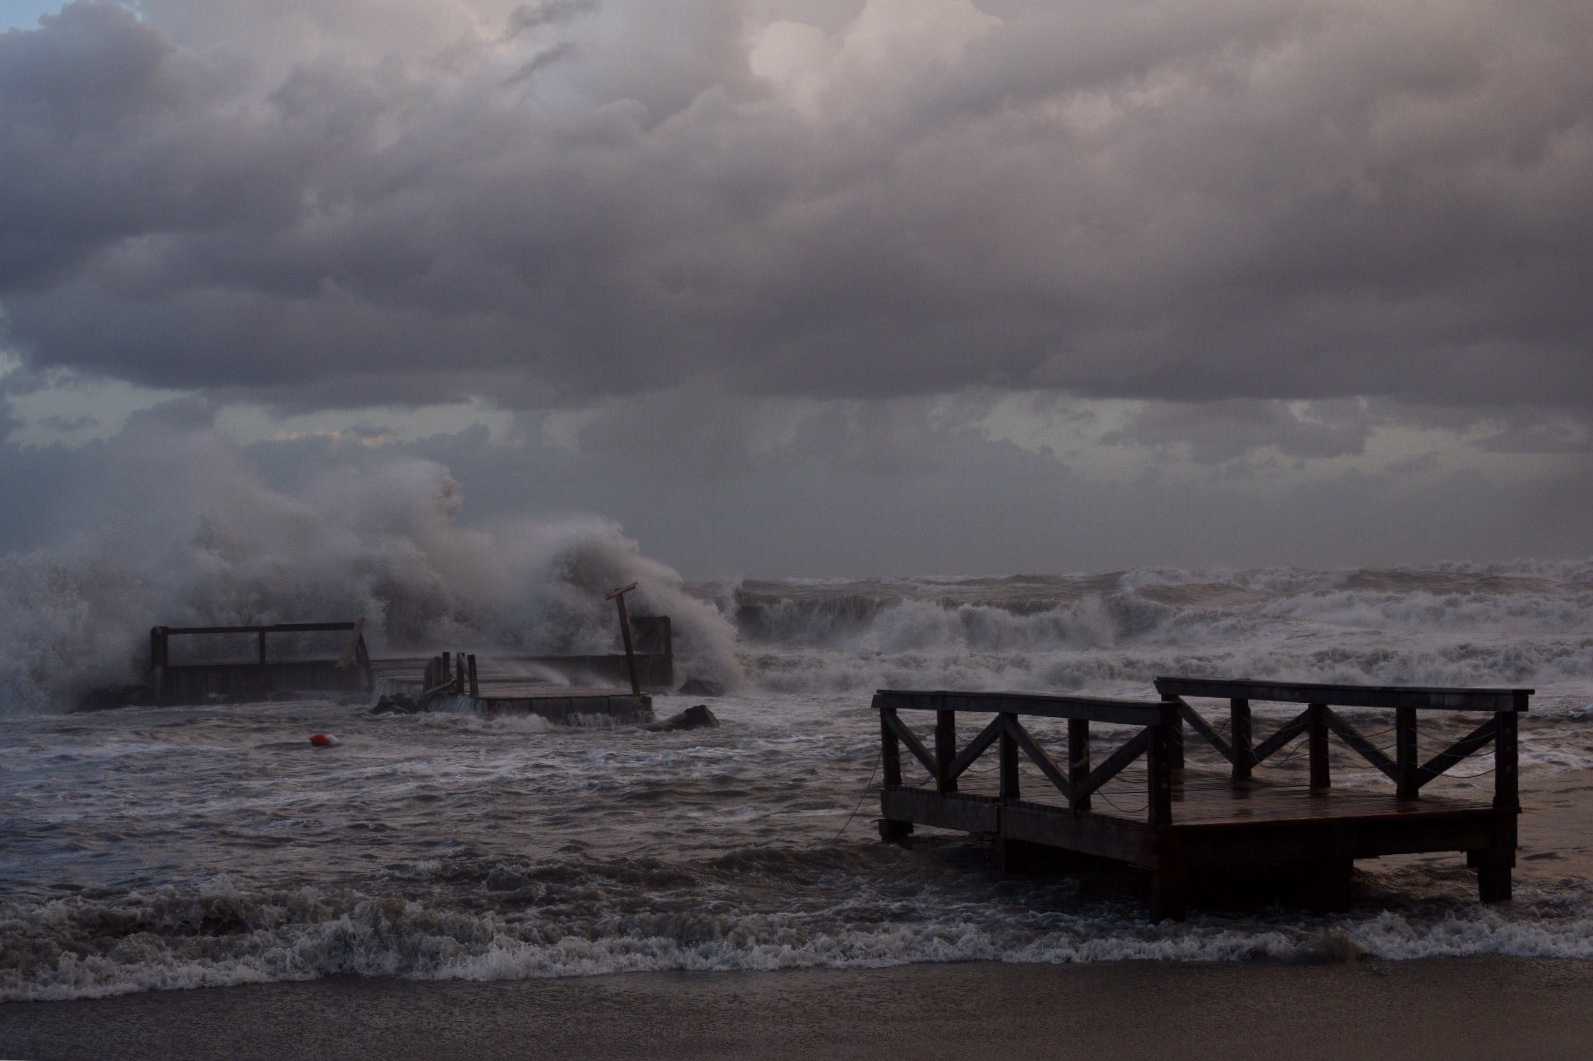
5 561 1593 1001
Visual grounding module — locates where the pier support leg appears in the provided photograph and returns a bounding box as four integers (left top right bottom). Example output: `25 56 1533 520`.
878 818 914 845
995 838 1049 876
1151 866 1188 922
1150 842 1188 922
1300 858 1353 913
1477 853 1513 903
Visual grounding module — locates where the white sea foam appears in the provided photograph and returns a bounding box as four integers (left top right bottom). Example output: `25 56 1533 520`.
729 562 1593 704
7 875 1593 1002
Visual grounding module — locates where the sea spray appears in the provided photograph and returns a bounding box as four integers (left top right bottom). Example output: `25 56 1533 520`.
0 431 741 713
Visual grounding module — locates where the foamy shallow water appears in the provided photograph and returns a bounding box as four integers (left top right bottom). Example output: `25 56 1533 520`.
5 560 1593 999
6 687 1593 1002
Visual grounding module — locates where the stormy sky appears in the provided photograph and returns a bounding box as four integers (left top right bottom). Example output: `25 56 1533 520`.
2 0 1590 575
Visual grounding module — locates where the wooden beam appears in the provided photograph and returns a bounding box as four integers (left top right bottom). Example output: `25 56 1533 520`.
948 715 1004 783
1495 702 1521 814
1164 693 1184 769
876 689 1165 726
1230 698 1253 783
1416 716 1496 788
884 710 938 780
1006 716 1073 803
1251 709 1310 766
934 707 957 794
1176 699 1234 764
1396 706 1419 800
1076 727 1153 802
1068 718 1091 814
1323 708 1400 784
1154 676 1530 712
606 584 642 697
999 714 1020 802
1147 705 1176 827
879 705 903 788
162 622 359 635
1308 703 1330 791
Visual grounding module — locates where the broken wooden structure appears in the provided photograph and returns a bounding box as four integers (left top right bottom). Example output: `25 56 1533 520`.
374 591 668 724
377 649 654 725
875 678 1529 919
147 621 373 705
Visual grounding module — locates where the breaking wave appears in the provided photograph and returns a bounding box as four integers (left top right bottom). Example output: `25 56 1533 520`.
9 855 1593 1002
718 563 1593 706
0 435 741 713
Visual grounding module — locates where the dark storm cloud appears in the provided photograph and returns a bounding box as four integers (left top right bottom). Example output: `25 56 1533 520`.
2 0 1591 413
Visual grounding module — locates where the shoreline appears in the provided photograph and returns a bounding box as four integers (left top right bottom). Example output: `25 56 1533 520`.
5 957 1593 1060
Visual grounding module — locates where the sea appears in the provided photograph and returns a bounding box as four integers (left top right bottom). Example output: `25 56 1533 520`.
5 559 1593 1001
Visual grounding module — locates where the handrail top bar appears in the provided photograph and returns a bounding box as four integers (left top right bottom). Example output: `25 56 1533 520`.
157 622 359 635
875 689 1169 726
1154 676 1531 712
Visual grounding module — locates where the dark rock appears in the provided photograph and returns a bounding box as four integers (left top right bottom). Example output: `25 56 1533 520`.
371 693 427 715
676 677 725 697
648 704 720 731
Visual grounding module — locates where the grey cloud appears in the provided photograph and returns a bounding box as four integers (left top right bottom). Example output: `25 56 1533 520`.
1104 399 1375 464
1 0 1591 418
505 0 597 39
2 384 1590 575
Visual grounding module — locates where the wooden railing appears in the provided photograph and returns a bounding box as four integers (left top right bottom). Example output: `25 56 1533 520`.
1153 677 1531 809
875 690 1179 826
148 620 373 702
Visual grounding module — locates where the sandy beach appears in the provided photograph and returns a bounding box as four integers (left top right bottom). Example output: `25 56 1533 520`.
4 957 1593 1060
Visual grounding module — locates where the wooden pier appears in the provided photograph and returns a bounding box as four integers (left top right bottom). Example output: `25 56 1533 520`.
875 678 1529 919
131 597 671 721
146 621 373 705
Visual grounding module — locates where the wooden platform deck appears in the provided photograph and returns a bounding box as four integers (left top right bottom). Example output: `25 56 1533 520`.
375 655 654 724
875 680 1529 919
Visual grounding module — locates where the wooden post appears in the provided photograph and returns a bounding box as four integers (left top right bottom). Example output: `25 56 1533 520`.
454 652 465 694
1068 718 1091 813
934 707 957 793
355 632 373 693
1151 838 1188 922
1495 700 1521 813
441 652 452 689
1164 693 1184 769
880 707 903 789
467 653 479 697
877 701 912 843
1230 697 1252 783
257 629 267 666
606 582 642 697
999 714 1020 802
149 626 166 703
1396 706 1419 800
1308 703 1330 790
1148 704 1175 828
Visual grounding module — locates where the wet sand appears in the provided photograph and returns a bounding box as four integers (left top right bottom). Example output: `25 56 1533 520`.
4 957 1593 1060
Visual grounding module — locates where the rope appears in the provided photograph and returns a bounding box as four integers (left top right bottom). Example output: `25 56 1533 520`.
1091 788 1149 815
828 748 883 843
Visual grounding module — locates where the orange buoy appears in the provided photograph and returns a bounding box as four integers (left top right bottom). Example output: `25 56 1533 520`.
308 733 338 747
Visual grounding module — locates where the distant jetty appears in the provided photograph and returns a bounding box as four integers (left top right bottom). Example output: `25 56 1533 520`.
99 589 672 725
